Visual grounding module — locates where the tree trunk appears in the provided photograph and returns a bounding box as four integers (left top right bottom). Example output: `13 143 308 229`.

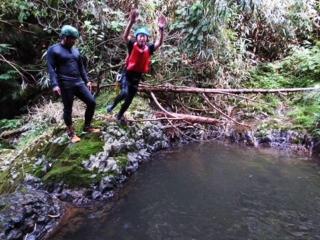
138 84 319 94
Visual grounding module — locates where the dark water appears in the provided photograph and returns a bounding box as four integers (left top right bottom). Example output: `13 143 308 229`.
52 143 320 240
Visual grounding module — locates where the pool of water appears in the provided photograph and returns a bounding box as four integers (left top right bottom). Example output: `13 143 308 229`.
51 142 320 240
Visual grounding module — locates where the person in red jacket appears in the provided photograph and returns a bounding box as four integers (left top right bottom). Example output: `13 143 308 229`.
106 8 167 125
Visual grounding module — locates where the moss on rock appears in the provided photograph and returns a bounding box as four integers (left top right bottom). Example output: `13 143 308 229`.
42 133 104 187
115 154 129 169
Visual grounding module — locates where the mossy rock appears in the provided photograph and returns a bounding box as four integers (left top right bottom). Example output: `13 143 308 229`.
115 154 129 169
0 139 14 150
43 165 93 187
42 133 104 187
45 141 69 159
0 170 13 194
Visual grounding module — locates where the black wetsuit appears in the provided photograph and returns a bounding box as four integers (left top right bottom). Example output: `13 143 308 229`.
110 40 155 119
47 43 95 127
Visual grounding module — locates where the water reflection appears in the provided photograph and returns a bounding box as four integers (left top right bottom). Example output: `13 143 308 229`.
52 142 320 240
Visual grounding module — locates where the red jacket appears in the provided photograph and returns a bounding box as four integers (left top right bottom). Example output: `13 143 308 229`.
126 42 151 73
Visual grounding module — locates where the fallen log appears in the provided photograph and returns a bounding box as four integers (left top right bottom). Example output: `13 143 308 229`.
0 126 30 139
139 84 320 94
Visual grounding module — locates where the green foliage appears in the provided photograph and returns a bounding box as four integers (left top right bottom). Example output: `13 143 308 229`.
95 89 117 114
0 43 22 106
246 44 320 132
16 125 47 149
95 89 150 115
172 1 208 48
288 93 320 130
0 170 13 194
115 154 128 169
0 70 18 83
0 44 15 54
0 119 23 131
248 44 320 88
234 0 316 60
172 0 230 60
0 0 33 23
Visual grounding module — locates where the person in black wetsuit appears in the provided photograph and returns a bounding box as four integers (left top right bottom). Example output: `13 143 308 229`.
47 25 99 143
106 9 167 125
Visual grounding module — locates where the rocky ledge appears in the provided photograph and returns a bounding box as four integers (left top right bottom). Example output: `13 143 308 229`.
0 115 170 240
0 175 63 240
1 115 320 239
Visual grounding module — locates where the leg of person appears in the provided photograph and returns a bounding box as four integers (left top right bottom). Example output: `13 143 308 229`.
75 84 100 133
106 74 129 113
61 86 81 143
116 81 138 125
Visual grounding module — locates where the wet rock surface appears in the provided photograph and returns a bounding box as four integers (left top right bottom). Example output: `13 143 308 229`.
0 176 64 240
196 126 315 156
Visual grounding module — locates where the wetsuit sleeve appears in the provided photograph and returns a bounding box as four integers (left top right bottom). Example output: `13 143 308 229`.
78 53 89 84
148 43 155 55
127 40 134 54
47 47 58 88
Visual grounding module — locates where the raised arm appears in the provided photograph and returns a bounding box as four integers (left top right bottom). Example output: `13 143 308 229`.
122 8 139 42
154 14 167 51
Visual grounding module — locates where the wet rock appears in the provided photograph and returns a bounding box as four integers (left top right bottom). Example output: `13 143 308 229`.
36 216 47 224
115 175 127 184
127 152 139 164
23 175 43 190
107 158 118 171
57 192 74 202
125 164 138 174
6 229 23 240
135 139 145 149
25 235 36 240
111 140 127 154
138 148 151 160
99 176 114 193
24 206 34 218
92 191 102 200
0 183 63 240
0 106 173 239
10 213 25 228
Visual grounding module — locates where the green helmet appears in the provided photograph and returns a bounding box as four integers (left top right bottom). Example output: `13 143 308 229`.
60 25 79 38
134 27 150 38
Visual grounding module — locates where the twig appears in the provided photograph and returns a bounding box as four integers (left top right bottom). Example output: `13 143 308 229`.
129 117 184 122
167 120 201 142
0 55 25 80
150 92 178 118
151 92 221 125
202 93 250 128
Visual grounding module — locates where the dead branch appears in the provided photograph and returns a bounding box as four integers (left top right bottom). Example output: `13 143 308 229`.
202 93 250 128
139 84 320 94
0 126 30 139
150 92 221 125
129 117 184 122
167 120 201 142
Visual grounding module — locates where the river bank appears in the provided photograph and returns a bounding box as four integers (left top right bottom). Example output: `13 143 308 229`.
0 97 319 240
